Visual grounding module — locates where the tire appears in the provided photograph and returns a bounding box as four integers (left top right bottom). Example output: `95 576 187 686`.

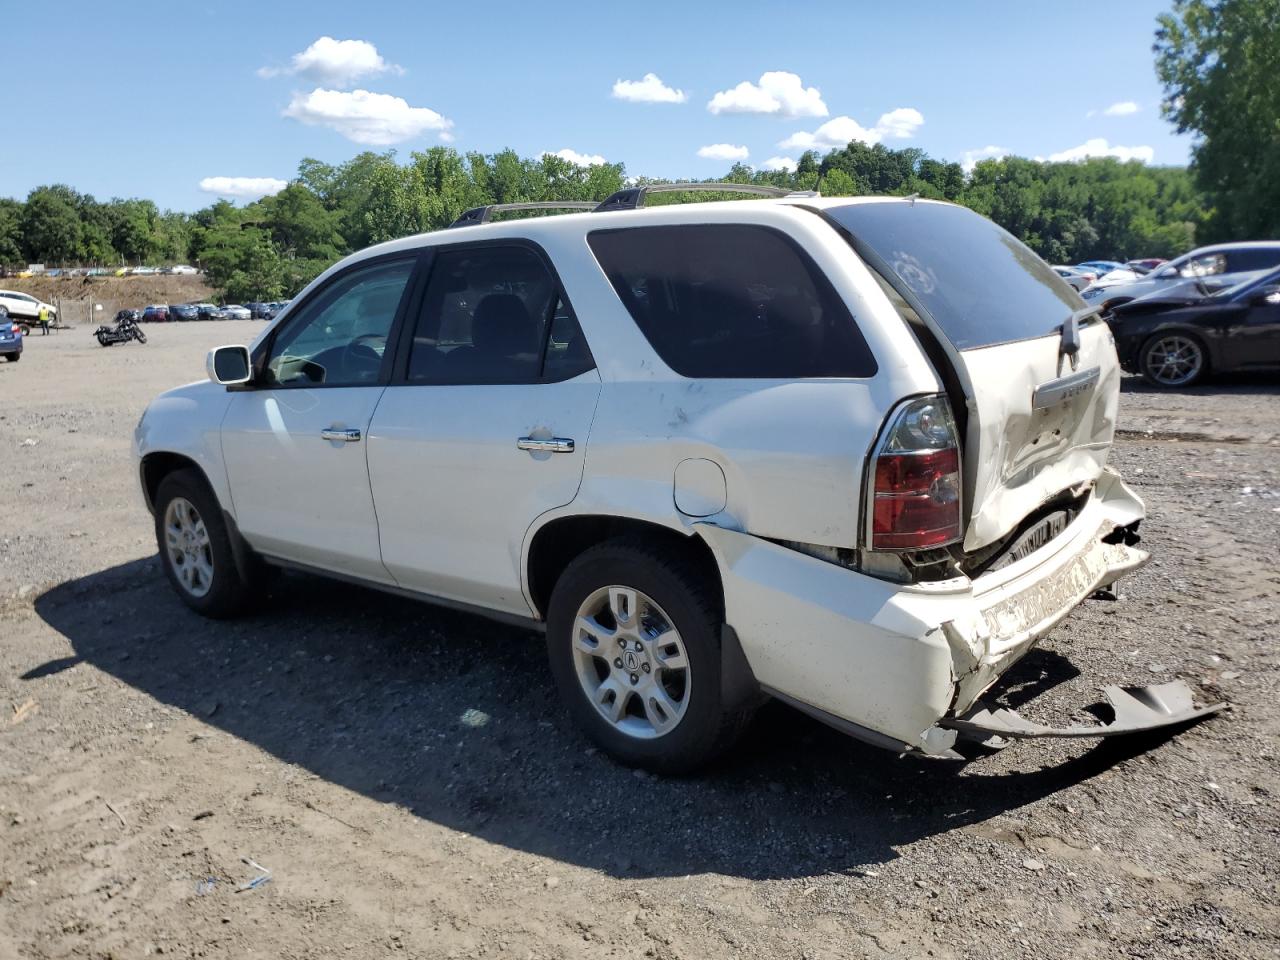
134 329 147 344
153 468 262 618
1139 331 1208 388
545 538 752 774
4 352 18 362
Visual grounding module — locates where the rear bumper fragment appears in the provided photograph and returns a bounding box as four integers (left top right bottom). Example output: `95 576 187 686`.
942 680 1225 742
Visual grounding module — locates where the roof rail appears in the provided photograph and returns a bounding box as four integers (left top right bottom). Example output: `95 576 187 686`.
449 201 598 228
594 182 814 213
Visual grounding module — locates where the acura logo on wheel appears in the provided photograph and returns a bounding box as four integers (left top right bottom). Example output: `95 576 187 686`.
624 651 639 671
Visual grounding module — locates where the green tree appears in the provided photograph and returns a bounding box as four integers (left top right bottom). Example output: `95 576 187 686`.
21 187 82 263
1155 0 1280 240
0 199 23 267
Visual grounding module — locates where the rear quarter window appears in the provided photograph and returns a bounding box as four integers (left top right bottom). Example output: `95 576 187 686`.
587 224 876 379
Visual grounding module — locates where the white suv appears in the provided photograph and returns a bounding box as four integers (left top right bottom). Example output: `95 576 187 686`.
135 187 1213 772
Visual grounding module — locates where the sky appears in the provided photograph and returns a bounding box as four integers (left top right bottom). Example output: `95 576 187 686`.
4 0 1190 212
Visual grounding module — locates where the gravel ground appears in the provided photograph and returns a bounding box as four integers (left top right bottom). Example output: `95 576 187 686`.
1 323 1277 959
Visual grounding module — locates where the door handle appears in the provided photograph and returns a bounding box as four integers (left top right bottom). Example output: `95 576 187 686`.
517 437 574 453
321 427 362 442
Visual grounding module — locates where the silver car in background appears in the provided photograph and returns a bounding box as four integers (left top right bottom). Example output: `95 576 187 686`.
1083 241 1280 307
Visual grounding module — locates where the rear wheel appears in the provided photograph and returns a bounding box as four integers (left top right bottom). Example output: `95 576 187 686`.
4 352 18 362
1140 332 1207 388
546 539 751 774
154 469 262 618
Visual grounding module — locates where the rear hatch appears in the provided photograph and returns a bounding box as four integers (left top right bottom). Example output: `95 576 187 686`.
822 200 1120 552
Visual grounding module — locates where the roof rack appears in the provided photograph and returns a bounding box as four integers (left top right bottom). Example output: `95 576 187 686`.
594 182 817 213
449 201 598 228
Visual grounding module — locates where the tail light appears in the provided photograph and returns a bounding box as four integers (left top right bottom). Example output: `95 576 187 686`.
868 396 962 551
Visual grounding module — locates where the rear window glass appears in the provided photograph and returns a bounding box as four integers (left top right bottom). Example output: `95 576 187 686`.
587 224 876 379
825 202 1079 351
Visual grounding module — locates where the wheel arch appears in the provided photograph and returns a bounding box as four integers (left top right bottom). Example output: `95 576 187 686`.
524 513 724 622
139 451 222 516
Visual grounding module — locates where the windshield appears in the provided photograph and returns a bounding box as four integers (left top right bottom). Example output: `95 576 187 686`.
825 201 1079 350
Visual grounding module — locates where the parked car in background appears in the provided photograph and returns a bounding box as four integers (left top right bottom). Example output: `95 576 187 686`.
1125 258 1166 274
141 304 170 323
1084 242 1280 308
169 303 198 322
221 304 252 321
1109 265 1280 387
0 308 23 361
246 302 271 319
1077 260 1125 277
265 300 291 320
169 265 199 276
1052 266 1094 292
195 303 225 321
0 289 58 330
134 190 1218 773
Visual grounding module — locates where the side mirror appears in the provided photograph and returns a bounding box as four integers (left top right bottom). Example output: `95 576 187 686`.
207 344 252 385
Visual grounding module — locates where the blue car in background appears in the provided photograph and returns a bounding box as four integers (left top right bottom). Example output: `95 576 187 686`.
0 309 23 362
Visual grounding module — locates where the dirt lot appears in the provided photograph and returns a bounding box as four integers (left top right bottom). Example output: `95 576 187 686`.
1 323 1277 960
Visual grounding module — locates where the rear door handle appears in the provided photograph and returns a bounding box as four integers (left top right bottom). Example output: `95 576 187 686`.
517 437 574 453
321 427 362 442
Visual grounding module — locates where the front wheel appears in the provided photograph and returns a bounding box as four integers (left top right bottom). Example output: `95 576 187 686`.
546 539 752 774
1140 332 1207 388
134 329 147 344
154 469 262 618
4 352 18 362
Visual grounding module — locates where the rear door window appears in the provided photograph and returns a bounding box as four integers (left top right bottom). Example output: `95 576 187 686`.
406 244 594 384
1225 248 1280 273
587 224 876 378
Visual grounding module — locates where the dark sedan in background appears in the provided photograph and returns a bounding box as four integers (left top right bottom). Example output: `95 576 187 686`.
169 303 199 322
1109 267 1280 387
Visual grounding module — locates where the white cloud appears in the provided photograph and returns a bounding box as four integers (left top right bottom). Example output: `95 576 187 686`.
960 145 1009 173
697 143 749 161
1048 138 1154 163
258 37 402 88
283 88 453 145
779 115 878 151
874 107 924 139
612 73 686 104
779 107 924 151
544 148 607 166
1103 100 1140 116
707 71 827 118
761 156 797 171
198 176 289 200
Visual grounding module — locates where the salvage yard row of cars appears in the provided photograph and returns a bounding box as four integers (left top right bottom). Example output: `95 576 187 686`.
132 301 289 323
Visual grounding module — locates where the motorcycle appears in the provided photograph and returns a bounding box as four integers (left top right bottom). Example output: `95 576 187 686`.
95 310 147 347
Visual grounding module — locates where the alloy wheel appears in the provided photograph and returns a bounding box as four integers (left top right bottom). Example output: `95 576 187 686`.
163 497 214 598
1144 335 1203 387
571 585 691 740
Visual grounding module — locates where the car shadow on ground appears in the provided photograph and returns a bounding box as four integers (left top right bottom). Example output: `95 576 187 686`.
1120 371 1280 396
33 558 1180 881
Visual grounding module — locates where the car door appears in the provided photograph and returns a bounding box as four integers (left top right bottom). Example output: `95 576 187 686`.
1223 279 1280 368
220 254 419 582
367 241 602 616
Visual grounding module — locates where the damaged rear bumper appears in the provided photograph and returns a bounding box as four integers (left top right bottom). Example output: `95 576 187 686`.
697 468 1220 756
944 681 1225 742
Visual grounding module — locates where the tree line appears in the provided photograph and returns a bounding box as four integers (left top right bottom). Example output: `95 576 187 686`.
0 145 1212 302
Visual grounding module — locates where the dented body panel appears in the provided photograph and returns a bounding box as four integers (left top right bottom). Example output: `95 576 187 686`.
697 469 1149 752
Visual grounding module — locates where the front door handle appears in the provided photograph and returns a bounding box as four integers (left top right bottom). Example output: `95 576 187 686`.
321 427 362 442
517 437 574 453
